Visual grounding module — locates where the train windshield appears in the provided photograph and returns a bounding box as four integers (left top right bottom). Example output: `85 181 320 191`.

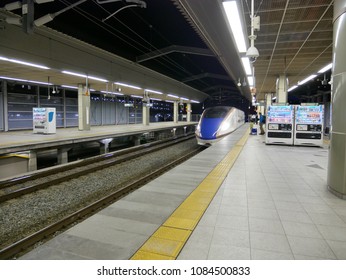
204 107 230 118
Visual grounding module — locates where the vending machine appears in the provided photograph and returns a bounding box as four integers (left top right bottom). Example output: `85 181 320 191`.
294 105 324 146
33 107 56 134
265 105 294 145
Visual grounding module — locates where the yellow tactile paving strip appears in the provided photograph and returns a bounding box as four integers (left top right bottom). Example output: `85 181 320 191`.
131 129 250 260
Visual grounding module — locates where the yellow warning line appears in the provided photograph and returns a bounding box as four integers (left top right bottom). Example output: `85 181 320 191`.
131 129 250 260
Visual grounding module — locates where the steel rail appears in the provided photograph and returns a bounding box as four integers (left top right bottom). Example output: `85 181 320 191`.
0 145 204 260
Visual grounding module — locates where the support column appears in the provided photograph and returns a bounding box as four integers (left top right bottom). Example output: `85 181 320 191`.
3 80 8 132
327 0 346 198
142 104 150 126
173 101 178 123
265 93 272 112
133 135 141 146
99 138 113 154
186 103 192 122
276 75 288 104
57 147 71 165
78 84 90 131
28 150 37 172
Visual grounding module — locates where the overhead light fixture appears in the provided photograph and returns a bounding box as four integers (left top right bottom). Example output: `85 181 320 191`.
247 76 254 87
0 75 52 85
4 1 22 11
318 63 332 73
145 89 163 95
61 70 86 78
288 85 298 92
34 0 55 3
131 95 143 99
237 78 241 87
62 70 108 82
115 82 142 90
34 0 87 26
298 74 317 85
5 17 22 25
241 57 252 75
167 94 179 99
34 14 54 26
88 75 108 82
222 1 247 53
180 97 189 101
0 56 50 70
191 100 200 103
61 85 78 89
150 98 162 101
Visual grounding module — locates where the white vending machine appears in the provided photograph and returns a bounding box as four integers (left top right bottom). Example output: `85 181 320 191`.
33 107 56 134
265 105 294 145
294 105 324 146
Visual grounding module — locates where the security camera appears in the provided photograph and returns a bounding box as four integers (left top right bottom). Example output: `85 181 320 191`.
246 46 259 63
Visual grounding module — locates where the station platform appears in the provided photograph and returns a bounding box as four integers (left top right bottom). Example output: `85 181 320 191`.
0 122 197 154
20 124 346 260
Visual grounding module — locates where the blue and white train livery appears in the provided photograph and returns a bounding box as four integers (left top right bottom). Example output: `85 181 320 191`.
195 106 245 145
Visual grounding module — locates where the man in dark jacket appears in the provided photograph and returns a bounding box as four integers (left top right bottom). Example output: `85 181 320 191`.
259 112 265 135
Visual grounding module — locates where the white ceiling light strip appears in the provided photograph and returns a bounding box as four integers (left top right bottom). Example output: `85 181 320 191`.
222 1 247 53
0 55 50 70
62 70 108 82
115 82 142 90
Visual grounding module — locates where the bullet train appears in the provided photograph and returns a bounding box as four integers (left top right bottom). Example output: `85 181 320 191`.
195 106 245 145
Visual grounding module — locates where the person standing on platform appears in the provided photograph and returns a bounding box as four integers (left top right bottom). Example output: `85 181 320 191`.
259 112 265 135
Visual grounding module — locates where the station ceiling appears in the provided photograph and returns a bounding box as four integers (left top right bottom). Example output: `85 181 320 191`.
0 0 333 106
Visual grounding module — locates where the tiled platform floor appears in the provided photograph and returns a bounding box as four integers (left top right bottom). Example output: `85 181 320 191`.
178 132 346 260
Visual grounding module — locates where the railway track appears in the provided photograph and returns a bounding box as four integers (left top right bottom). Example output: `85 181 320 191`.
0 135 205 259
0 134 195 203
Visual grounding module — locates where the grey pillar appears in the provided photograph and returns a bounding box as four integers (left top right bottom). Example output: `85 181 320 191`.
327 0 346 198
3 80 8 132
58 147 71 165
173 101 178 123
276 75 288 104
142 104 150 125
186 103 192 122
78 84 91 131
28 150 37 172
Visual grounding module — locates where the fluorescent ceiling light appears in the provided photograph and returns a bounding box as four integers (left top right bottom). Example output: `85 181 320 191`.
191 100 200 103
100 90 123 96
150 98 162 101
241 57 252 75
145 89 163 94
131 95 143 99
62 70 86 78
247 76 254 87
167 94 179 99
288 85 298 92
318 63 332 73
0 56 50 70
115 82 142 90
0 76 52 85
180 97 189 101
298 74 317 85
88 75 108 82
62 85 78 89
166 100 175 103
222 1 247 53
272 96 277 100
62 71 108 82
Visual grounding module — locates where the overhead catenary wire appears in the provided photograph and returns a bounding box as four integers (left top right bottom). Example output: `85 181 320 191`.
56 0 211 89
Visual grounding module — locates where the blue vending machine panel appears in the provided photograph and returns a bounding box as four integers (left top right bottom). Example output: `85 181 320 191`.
294 105 324 146
266 105 294 145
